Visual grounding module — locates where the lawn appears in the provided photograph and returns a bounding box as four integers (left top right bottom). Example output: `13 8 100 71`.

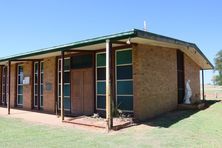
1 93 222 147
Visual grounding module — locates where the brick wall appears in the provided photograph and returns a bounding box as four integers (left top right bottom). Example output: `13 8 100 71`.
23 61 33 110
43 57 56 113
0 66 2 105
10 64 17 107
184 55 201 103
133 44 178 121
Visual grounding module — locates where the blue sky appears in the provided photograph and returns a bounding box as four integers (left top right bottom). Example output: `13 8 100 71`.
0 0 221 83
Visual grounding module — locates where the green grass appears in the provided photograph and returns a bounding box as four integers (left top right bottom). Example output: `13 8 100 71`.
1 100 222 148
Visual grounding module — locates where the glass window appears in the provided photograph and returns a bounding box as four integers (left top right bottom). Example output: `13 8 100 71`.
18 95 23 105
64 72 70 83
18 85 23 94
18 66 23 73
40 96 43 107
17 65 23 105
96 53 106 110
117 96 133 111
64 84 70 97
117 81 133 95
41 73 44 83
33 61 44 108
58 58 71 110
116 49 133 112
96 53 106 67
34 96 38 106
58 84 61 96
71 54 93 69
64 58 70 70
34 74 38 84
34 84 38 94
64 97 70 109
97 82 105 94
35 63 38 73
117 66 132 80
18 75 23 84
40 85 43 95
97 96 106 109
97 68 106 80
116 50 132 65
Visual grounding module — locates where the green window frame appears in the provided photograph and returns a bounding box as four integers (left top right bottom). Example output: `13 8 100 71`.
96 52 106 110
115 49 133 112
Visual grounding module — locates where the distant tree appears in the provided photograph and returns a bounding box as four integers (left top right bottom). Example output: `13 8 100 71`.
213 50 222 85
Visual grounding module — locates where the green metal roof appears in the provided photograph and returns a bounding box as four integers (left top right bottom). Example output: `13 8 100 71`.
0 29 214 69
0 29 136 62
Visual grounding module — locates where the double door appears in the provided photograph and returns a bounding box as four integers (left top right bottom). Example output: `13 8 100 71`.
71 68 94 115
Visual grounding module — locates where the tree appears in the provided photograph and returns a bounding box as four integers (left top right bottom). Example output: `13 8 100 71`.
213 50 222 85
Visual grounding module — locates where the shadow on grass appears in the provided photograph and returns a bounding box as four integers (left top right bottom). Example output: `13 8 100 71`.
142 100 221 128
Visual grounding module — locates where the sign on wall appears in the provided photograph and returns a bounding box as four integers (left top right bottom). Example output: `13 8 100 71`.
23 77 30 85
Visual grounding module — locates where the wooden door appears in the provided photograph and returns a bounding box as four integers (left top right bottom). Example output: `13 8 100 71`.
71 68 94 116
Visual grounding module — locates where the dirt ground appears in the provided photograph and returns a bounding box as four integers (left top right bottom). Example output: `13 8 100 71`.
204 84 222 100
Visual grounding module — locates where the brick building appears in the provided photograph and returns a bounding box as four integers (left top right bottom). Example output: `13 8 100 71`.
0 29 213 127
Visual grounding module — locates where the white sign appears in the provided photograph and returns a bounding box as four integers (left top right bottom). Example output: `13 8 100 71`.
23 77 30 85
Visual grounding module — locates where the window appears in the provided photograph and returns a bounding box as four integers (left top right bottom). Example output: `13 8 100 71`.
71 54 93 69
40 62 44 107
17 65 23 106
34 62 38 107
115 49 133 112
33 61 44 108
96 52 106 110
96 50 133 111
58 58 71 110
1 66 7 105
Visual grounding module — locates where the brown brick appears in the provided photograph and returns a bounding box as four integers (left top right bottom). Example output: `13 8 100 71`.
0 66 2 105
23 61 33 110
184 55 200 103
10 64 17 107
133 44 178 121
43 57 56 113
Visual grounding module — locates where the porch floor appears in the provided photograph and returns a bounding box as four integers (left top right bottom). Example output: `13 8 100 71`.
0 107 133 131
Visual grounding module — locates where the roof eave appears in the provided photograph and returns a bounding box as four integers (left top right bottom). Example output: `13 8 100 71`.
0 30 137 62
134 29 214 70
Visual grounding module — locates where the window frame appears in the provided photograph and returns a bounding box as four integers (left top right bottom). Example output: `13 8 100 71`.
17 64 23 106
95 52 106 110
57 57 71 111
33 62 38 108
115 49 133 112
40 61 44 107
1 66 7 104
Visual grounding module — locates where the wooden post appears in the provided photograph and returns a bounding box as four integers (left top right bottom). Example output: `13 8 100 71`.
7 61 11 115
106 39 112 131
202 69 205 101
61 51 65 121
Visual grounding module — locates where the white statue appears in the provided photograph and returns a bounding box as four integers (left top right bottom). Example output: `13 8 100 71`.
184 80 192 104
